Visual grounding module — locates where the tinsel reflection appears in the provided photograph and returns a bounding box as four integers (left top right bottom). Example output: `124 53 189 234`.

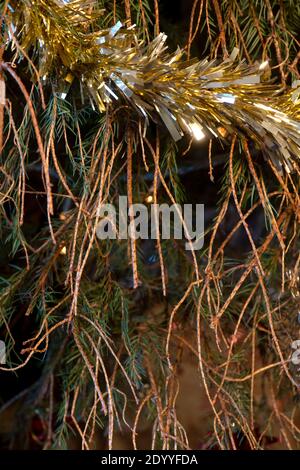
5 0 300 171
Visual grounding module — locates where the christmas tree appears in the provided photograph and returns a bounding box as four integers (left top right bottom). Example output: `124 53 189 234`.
0 0 299 450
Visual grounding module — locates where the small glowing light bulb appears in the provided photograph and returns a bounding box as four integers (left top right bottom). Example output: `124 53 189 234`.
190 122 205 141
259 60 269 70
145 195 153 203
218 127 228 138
60 246 67 255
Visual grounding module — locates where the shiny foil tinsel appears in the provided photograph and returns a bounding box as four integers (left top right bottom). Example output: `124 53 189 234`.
4 0 300 172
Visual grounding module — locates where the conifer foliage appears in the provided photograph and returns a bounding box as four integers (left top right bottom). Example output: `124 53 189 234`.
0 0 299 450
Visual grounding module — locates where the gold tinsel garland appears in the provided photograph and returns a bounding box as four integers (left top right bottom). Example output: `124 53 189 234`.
4 0 300 172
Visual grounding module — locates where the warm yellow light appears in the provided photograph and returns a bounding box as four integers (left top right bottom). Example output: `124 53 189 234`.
259 60 269 70
60 246 67 255
189 122 205 141
145 194 153 203
217 126 228 138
